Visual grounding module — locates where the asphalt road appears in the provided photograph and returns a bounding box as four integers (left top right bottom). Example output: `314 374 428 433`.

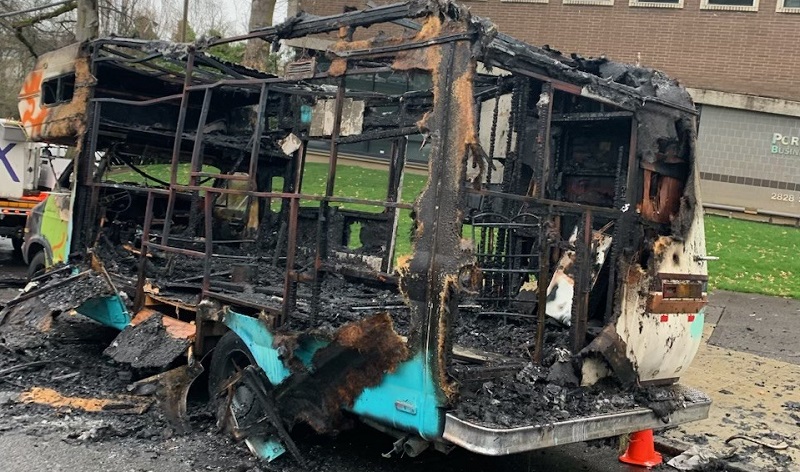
0 237 663 472
0 237 27 301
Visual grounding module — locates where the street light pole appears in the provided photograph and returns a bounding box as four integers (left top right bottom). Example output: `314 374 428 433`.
181 0 190 42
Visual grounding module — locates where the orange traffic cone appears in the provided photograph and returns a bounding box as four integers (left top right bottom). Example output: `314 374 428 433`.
619 429 663 468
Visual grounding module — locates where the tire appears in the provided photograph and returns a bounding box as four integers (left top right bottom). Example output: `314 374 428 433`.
11 237 23 257
208 331 263 427
27 250 46 280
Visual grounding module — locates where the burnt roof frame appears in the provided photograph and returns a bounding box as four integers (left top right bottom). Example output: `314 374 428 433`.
199 0 695 117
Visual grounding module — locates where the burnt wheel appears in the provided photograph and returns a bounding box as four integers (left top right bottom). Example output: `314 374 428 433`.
209 331 264 428
27 250 46 280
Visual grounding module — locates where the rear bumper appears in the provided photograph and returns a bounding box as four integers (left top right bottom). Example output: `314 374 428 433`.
442 385 710 456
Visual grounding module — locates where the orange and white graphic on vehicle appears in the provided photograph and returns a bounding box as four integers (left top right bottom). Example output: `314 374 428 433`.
18 70 48 137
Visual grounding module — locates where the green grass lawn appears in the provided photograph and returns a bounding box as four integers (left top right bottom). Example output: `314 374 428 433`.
301 162 427 257
106 161 800 299
704 215 800 299
106 163 218 186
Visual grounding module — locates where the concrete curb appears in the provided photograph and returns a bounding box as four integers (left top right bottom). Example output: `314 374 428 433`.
654 436 762 472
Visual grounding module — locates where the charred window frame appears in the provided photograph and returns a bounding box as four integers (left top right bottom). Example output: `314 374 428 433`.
777 0 800 12
41 74 76 107
629 0 683 9
309 72 431 164
700 0 759 11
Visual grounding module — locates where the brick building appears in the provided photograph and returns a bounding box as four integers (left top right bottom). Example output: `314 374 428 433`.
293 0 800 219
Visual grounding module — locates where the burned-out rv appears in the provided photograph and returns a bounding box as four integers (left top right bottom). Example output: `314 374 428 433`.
10 0 711 462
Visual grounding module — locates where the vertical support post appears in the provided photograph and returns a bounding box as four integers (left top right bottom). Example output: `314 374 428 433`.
248 84 269 239
625 117 639 207
162 50 196 245
203 191 214 294
186 88 213 236
311 77 346 323
249 84 269 191
604 145 627 323
570 209 592 354
189 88 213 184
534 82 553 198
133 191 155 310
82 101 102 249
532 214 551 364
382 134 407 273
281 141 307 326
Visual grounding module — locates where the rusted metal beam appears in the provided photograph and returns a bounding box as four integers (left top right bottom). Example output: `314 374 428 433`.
551 111 633 123
281 140 307 325
203 194 214 294
207 1 434 47
330 32 474 59
311 77 347 324
173 184 414 209
186 87 213 237
134 191 155 310
532 217 551 365
249 83 269 191
534 82 554 198
570 210 592 354
467 188 622 217
382 131 407 273
81 101 103 250
334 126 419 144
189 88 213 185
162 49 196 245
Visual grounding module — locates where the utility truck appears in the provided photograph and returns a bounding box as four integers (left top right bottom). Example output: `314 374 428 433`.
0 118 66 262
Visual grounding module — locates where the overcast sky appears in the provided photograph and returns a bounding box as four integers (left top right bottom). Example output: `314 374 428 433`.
183 0 288 36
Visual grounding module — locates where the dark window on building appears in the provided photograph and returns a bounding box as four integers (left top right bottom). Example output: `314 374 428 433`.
706 0 754 5
41 74 76 106
633 0 680 3
783 0 800 7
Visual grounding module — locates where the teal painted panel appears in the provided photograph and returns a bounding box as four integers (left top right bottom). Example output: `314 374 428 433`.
224 310 292 385
245 436 286 462
223 309 444 440
350 352 443 439
75 295 130 331
690 308 705 339
300 105 312 124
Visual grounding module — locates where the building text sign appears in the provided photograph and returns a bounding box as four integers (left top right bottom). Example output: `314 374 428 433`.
772 133 800 156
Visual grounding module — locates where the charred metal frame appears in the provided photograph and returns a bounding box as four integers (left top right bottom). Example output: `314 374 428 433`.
36 0 706 441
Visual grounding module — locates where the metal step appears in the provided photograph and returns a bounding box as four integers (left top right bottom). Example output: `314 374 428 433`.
443 385 711 456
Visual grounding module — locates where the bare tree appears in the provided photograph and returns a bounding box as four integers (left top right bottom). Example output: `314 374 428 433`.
243 0 275 71
76 0 98 41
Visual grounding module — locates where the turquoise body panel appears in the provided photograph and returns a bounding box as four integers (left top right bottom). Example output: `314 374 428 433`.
223 310 443 440
245 437 286 462
75 294 130 330
690 308 706 339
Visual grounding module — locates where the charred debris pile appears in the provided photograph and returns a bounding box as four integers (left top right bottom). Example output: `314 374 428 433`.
10 0 707 433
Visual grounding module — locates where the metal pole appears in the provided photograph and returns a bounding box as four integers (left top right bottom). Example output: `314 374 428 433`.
134 191 155 310
532 216 551 364
281 141 307 326
311 77 346 323
570 209 592 354
162 50 196 245
203 192 214 294
535 82 554 198
181 0 190 42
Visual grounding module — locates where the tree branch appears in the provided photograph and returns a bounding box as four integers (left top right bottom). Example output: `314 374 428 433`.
11 1 77 29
